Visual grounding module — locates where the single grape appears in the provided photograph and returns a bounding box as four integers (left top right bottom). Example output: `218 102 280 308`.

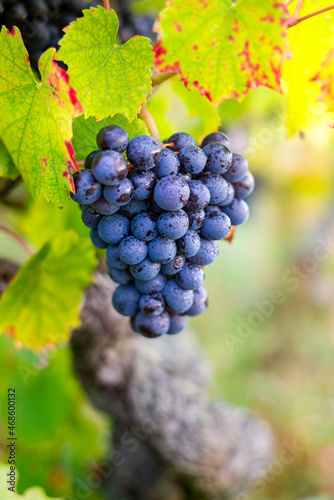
127 168 156 200
106 244 129 270
201 174 228 205
176 262 205 291
200 211 231 240
178 145 207 174
139 293 165 317
163 279 194 314
104 178 134 206
185 180 210 211
134 273 167 293
96 125 129 153
134 311 170 338
186 286 208 316
187 209 205 230
81 206 102 229
119 198 151 217
118 236 148 265
131 212 159 242
154 175 190 211
152 148 179 178
161 255 186 276
167 314 188 335
176 230 201 258
148 236 177 264
157 209 189 240
233 171 255 199
112 284 140 316
221 199 249 225
223 153 248 183
91 194 119 215
98 213 130 244
84 150 100 169
130 257 161 281
167 132 196 152
187 237 219 266
71 170 102 204
108 266 133 285
127 135 162 170
90 228 108 249
92 150 128 186
218 182 235 207
201 132 230 149
203 143 232 174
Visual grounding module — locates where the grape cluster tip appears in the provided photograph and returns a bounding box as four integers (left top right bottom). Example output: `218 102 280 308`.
73 125 255 338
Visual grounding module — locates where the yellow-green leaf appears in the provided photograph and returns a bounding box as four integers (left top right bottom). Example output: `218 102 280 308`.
0 231 97 349
72 113 148 161
154 0 290 106
58 7 154 120
282 0 334 134
0 138 18 180
0 27 83 206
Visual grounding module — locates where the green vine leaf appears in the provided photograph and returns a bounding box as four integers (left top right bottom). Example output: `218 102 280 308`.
58 7 154 121
0 139 18 180
0 231 97 349
154 0 290 106
72 113 148 161
0 27 83 206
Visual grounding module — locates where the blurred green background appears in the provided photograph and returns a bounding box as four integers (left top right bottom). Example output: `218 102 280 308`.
1 5 334 499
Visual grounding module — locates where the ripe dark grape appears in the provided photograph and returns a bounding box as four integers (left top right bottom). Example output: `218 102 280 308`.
97 125 129 153
104 178 134 206
233 171 255 199
71 170 102 205
127 169 156 201
112 284 140 316
223 153 248 183
152 148 180 178
92 150 128 186
157 209 189 240
154 175 190 211
178 145 207 174
118 236 148 265
126 135 162 170
163 279 194 314
75 124 254 338
148 236 177 264
167 132 196 152
201 132 230 149
203 143 233 174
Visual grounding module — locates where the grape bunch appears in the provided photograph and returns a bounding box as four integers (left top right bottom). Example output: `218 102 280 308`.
72 126 255 338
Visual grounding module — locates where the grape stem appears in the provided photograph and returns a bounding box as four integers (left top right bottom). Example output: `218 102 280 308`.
287 4 334 27
138 107 163 146
103 0 111 11
0 224 33 256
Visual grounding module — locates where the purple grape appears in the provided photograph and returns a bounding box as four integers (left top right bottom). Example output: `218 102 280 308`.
71 170 102 204
178 145 207 174
127 135 162 170
127 168 156 200
154 175 190 211
112 284 140 316
104 178 134 206
92 150 128 186
203 143 232 174
223 153 248 183
157 209 189 240
96 125 129 153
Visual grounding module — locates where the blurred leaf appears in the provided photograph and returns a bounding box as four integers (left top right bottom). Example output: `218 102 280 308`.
0 139 18 180
312 48 334 115
0 28 83 206
154 0 289 106
72 113 148 161
58 7 154 120
0 231 97 348
0 463 63 499
283 0 334 134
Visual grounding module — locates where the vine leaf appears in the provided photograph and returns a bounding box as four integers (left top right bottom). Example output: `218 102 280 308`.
313 48 334 114
0 231 97 349
58 7 154 121
0 139 18 180
0 463 64 499
0 27 83 206
282 0 334 134
72 113 148 161
154 0 290 107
